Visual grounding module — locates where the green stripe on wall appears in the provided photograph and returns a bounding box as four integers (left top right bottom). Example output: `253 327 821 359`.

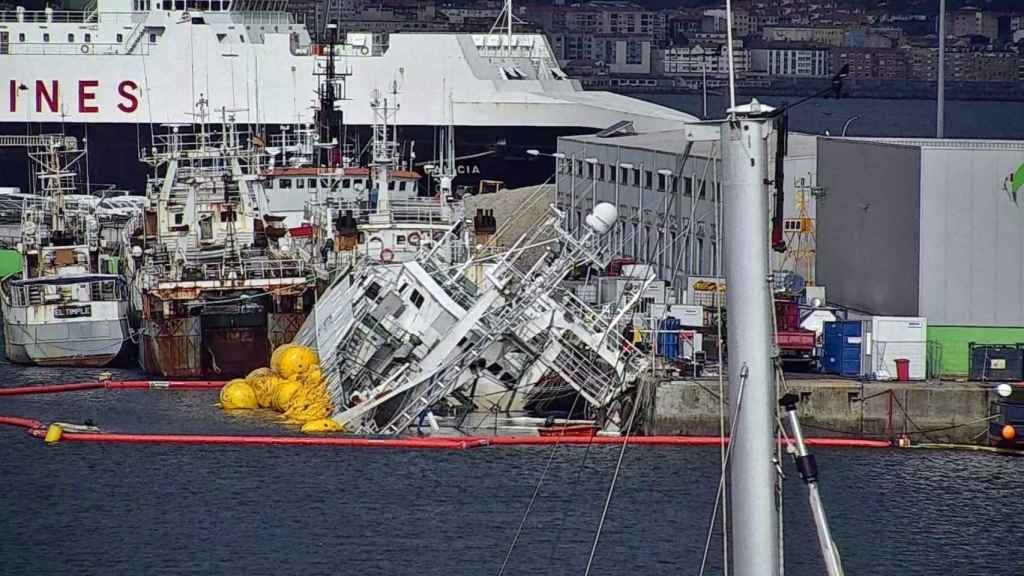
928 325 1024 377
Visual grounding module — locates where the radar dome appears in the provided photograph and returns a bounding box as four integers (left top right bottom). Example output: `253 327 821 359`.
585 202 617 235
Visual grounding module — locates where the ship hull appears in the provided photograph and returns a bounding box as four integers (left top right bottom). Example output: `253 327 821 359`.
0 122 592 193
2 314 128 368
139 292 309 379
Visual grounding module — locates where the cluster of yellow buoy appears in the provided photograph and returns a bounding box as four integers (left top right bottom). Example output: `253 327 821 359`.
218 344 343 434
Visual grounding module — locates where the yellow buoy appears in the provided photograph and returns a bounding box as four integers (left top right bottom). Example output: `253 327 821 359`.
300 418 343 434
219 379 258 410
246 367 274 381
272 379 302 412
270 343 298 375
44 423 63 443
276 346 319 379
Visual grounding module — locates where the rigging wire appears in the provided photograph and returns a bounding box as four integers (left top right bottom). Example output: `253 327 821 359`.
495 393 582 576
698 368 748 576
581 366 645 576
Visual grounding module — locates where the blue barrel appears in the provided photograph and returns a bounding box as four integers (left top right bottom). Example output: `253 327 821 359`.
823 321 862 376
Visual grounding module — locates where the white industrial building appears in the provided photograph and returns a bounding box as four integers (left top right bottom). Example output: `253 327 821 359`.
547 128 818 298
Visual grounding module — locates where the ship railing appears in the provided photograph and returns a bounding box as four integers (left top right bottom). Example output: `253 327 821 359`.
328 199 451 225
3 41 148 56
416 254 479 310
0 9 89 23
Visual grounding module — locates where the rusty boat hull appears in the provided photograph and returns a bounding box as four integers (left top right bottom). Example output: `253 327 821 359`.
138 283 311 379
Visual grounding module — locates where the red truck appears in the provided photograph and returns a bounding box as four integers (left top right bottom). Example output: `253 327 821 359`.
775 299 816 369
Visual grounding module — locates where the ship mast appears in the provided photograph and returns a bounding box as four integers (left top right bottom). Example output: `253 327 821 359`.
721 102 779 576
316 20 346 168
369 84 399 218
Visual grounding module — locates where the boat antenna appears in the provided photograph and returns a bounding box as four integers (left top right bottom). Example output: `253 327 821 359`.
937 0 946 138
724 0 737 113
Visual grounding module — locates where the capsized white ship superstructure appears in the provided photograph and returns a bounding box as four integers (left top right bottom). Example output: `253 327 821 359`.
293 200 654 435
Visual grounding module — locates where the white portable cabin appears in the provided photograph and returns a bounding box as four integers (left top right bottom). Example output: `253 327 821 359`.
863 316 928 380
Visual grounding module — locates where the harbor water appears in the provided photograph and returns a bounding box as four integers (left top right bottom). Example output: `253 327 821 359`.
645 94 1024 139
1 360 1022 575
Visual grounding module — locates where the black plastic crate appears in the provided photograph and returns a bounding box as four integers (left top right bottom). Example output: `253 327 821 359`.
969 343 1024 382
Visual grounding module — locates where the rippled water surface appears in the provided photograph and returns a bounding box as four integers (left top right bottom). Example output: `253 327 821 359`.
2 361 1022 576
643 94 1024 139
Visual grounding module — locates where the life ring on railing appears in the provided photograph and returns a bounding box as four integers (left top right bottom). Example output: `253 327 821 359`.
360 46 369 55
379 248 394 262
80 44 90 54
407 232 421 246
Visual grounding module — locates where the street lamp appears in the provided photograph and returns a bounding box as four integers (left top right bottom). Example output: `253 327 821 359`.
530 149 574 231
619 163 635 257
584 157 599 216
841 114 862 137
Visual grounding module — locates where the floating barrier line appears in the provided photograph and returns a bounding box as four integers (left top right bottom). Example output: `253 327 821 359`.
0 412 890 449
0 416 43 429
0 380 226 396
24 428 486 450
470 436 891 448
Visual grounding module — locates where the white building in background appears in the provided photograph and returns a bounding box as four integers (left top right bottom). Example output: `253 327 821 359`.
750 42 832 77
659 43 750 78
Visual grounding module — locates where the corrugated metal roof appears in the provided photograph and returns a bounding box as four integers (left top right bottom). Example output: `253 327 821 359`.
823 137 1024 151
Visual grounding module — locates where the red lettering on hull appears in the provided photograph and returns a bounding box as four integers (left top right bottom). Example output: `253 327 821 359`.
4 80 141 115
78 80 99 113
117 80 139 113
35 80 58 113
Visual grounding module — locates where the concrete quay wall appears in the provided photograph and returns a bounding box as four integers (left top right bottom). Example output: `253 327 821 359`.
653 378 995 445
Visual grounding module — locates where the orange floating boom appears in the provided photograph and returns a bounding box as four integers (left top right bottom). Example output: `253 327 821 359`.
0 380 226 396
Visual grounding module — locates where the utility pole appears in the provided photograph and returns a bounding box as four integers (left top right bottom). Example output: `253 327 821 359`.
937 0 946 138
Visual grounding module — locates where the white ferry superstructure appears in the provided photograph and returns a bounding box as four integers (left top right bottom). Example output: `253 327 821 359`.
0 0 699 190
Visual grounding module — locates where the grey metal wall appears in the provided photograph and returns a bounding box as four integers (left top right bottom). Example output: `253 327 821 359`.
918 145 1024 326
816 139 921 316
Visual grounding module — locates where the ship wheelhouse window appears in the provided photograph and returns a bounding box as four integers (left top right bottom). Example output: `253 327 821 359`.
409 289 424 309
296 178 304 189
341 178 350 188
279 179 292 189
307 178 316 189
175 0 184 9
399 181 407 191
388 181 395 191
211 0 221 9
174 213 184 224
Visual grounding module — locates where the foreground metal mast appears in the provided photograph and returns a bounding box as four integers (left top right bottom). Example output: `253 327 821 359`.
721 106 779 576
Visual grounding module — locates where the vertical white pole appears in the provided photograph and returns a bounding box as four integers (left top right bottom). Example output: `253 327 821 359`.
722 114 779 576
724 0 737 111
937 0 946 138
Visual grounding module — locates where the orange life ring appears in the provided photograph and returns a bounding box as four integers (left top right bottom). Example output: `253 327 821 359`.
407 232 421 246
379 248 394 262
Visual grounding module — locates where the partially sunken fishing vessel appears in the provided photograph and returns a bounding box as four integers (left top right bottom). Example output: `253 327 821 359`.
135 105 312 378
0 134 136 367
293 197 654 434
